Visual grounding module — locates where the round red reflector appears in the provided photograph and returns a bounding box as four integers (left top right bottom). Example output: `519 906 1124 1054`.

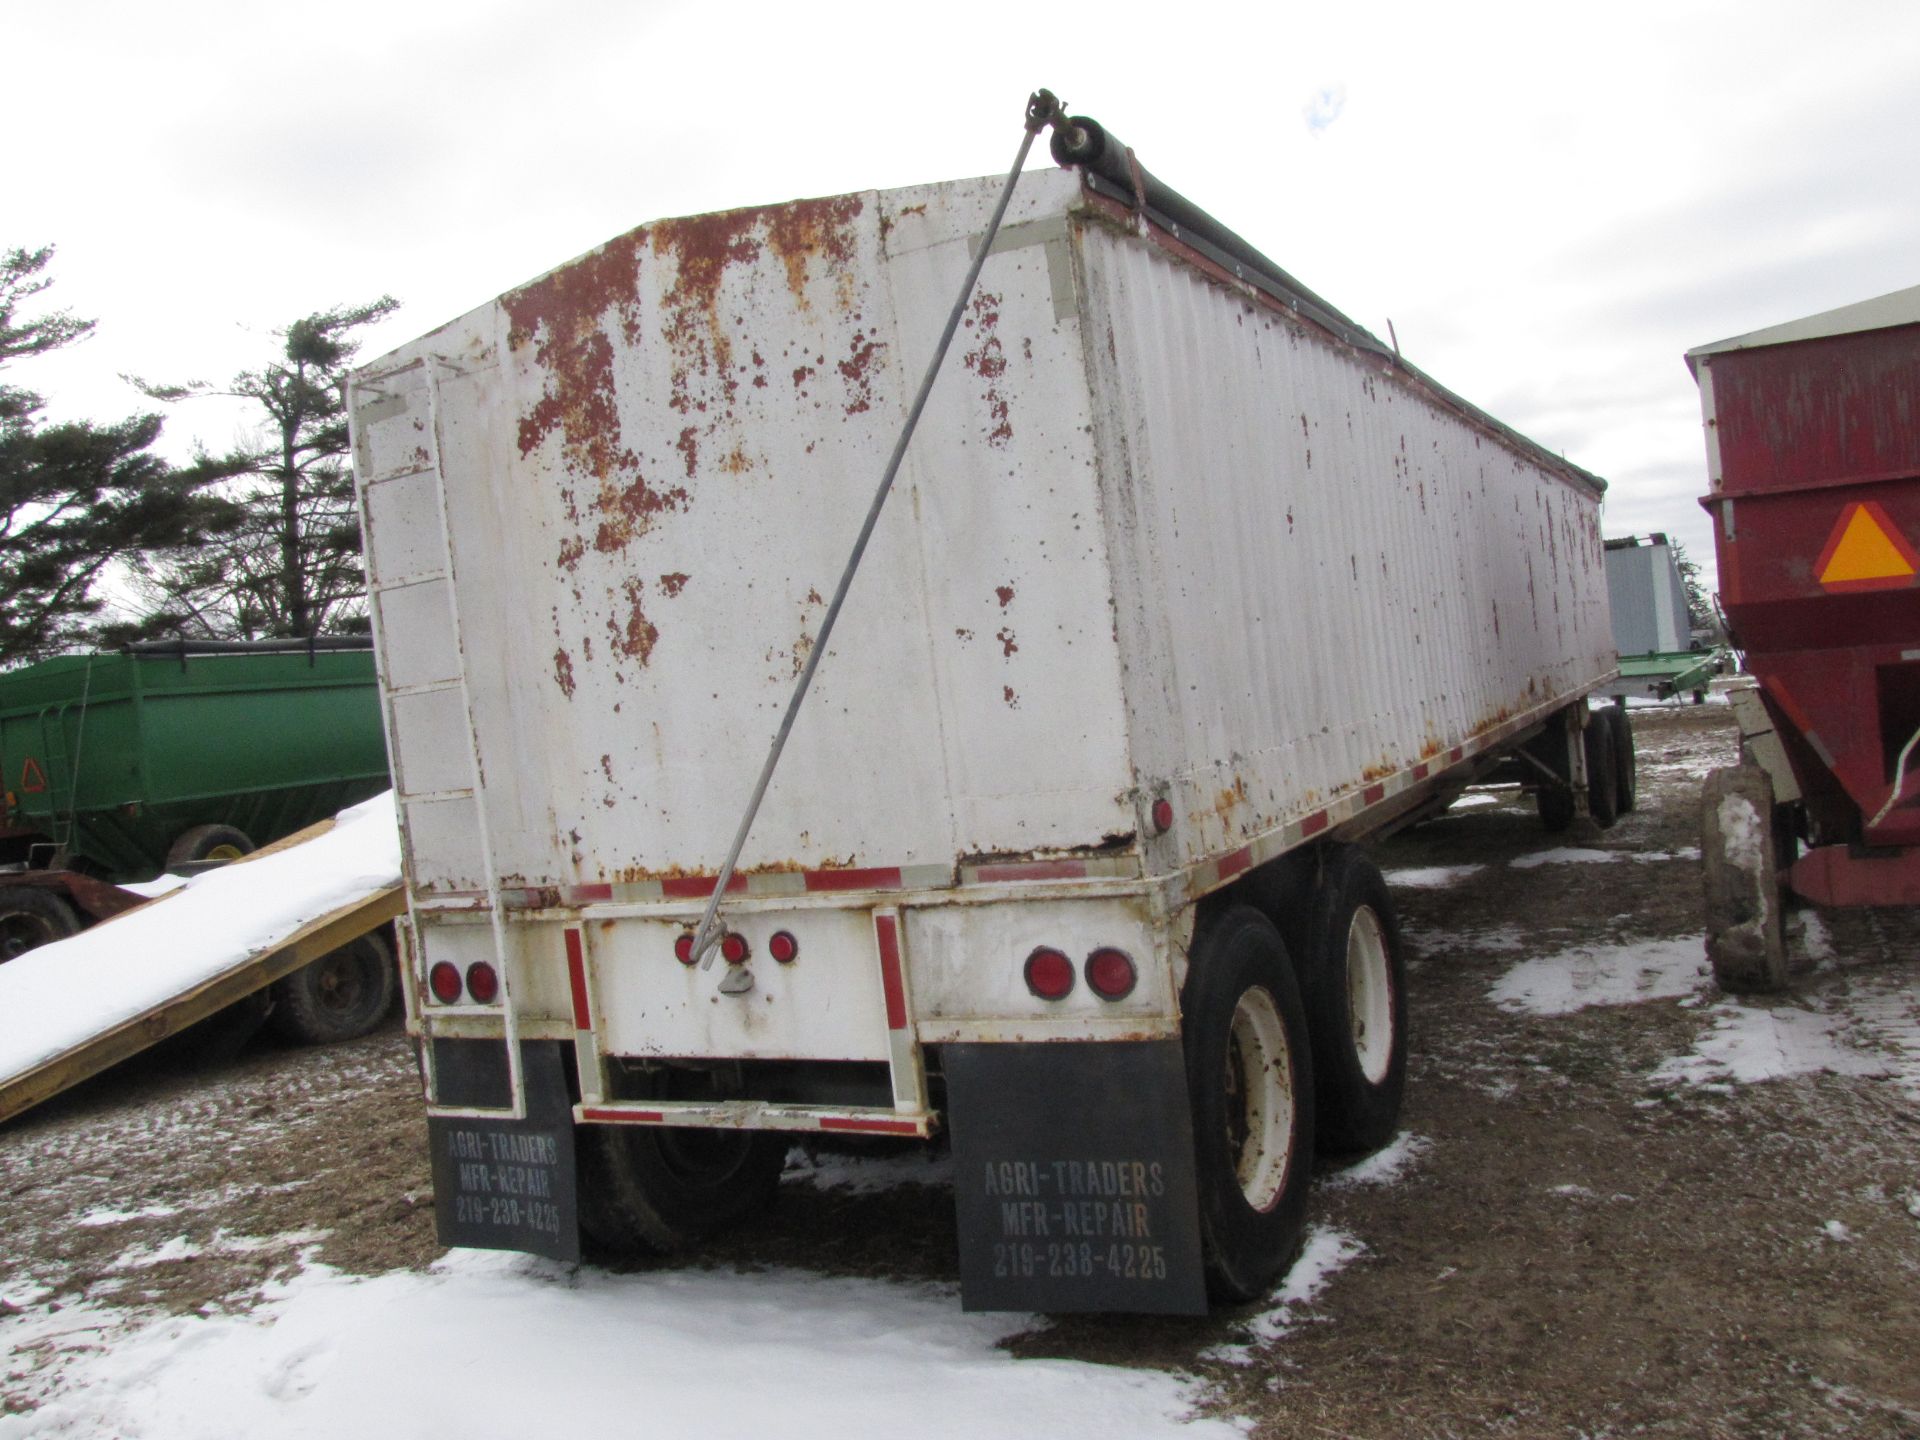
720 931 751 965
1085 947 1138 1000
466 961 500 1004
674 933 696 965
428 961 463 1004
1151 798 1174 835
1024 946 1075 1000
768 930 799 964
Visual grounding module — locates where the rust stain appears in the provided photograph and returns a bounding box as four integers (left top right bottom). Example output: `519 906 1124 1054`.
600 754 615 781
722 445 752 474
557 536 585 571
792 363 815 390
955 628 974 642
962 290 1012 447
659 571 689 597
837 329 886 415
995 626 1018 657
608 578 659 666
553 648 576 698
676 426 699 478
994 584 1015 608
805 588 824 606
1003 685 1019 709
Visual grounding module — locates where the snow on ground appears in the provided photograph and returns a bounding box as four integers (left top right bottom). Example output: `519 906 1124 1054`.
1322 1133 1431 1190
1650 1001 1890 1090
1488 936 1709 1015
782 1146 956 1194
0 793 400 1087
1508 847 1700 870
1384 865 1484 889
1204 1226 1366 1362
0 1253 1240 1440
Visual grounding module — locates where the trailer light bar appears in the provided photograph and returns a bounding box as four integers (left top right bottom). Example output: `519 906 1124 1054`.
428 961 463 1004
768 930 799 963
1084 947 1138 1000
465 961 500 1004
1024 946 1075 1000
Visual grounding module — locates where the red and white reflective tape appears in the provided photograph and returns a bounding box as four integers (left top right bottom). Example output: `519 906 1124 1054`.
576 1101 933 1138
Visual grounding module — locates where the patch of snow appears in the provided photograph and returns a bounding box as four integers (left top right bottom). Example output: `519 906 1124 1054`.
1510 847 1619 869
75 1204 180 1228
1383 865 1484 889
1205 1226 1365 1362
0 792 400 1088
1550 1184 1596 1198
0 1253 1240 1438
1322 1133 1430 1189
1795 911 1836 962
1823 1220 1854 1243
782 1148 955 1194
1651 1001 1891 1089
117 874 189 899
1489 936 1708 1015
1450 793 1502 811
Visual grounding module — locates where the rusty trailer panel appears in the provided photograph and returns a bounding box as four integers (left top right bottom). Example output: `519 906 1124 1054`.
353 167 1611 907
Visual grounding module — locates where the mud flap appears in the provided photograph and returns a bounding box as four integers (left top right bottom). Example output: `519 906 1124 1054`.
944 1040 1207 1315
428 1041 580 1263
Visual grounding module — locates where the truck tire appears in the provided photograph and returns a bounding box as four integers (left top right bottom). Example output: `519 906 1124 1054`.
1297 848 1407 1156
167 823 255 867
268 929 397 1044
1535 781 1575 832
576 1122 786 1256
1 887 81 962
1702 764 1789 993
1605 705 1638 814
1182 905 1315 1304
1584 718 1619 829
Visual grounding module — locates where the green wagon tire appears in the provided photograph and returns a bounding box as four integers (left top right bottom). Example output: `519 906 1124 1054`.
166 824 256 867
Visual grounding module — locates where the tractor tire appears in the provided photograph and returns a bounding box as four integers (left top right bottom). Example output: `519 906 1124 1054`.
0 886 82 963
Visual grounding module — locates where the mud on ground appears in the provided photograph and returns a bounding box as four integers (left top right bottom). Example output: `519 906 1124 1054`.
4 704 1918 1436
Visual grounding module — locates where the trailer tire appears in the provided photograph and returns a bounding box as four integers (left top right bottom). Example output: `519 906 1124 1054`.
575 1122 786 1256
1702 764 1789 993
0 887 81 962
1536 782 1575 832
166 824 255 867
1298 849 1407 1156
1584 718 1619 829
268 929 397 1044
1183 905 1315 1304
1605 705 1638 814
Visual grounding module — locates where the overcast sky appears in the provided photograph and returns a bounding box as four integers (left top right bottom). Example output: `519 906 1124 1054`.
9 0 1920 595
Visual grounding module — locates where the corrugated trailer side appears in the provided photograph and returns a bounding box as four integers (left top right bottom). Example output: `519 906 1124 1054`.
353 107 1622 1318
1070 194 1613 873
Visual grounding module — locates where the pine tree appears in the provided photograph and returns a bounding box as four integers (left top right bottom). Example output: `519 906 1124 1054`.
0 247 229 663
129 297 400 640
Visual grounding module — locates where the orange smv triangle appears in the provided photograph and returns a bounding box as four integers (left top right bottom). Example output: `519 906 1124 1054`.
1816 501 1920 592
19 757 48 794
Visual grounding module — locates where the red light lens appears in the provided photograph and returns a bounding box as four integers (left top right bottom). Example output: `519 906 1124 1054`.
674 933 696 965
1085 947 1138 1000
428 961 463 1004
720 932 751 964
1024 946 1075 1000
466 961 500 1004
1151 799 1174 835
768 930 799 964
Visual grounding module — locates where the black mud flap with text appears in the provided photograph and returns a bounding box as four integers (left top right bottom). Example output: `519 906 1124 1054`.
944 1040 1207 1315
428 1041 580 1263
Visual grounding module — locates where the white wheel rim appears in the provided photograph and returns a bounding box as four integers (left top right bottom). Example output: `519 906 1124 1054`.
1346 905 1394 1085
1225 985 1296 1213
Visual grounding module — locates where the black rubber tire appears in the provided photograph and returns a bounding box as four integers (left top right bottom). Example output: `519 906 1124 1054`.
576 1121 786 1256
1297 848 1407 1156
268 929 397 1044
0 886 82 962
1535 782 1575 832
1584 717 1619 830
1182 905 1316 1304
166 823 255 867
1606 705 1638 814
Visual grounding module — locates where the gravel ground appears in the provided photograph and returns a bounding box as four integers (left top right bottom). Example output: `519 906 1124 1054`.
4 703 1918 1436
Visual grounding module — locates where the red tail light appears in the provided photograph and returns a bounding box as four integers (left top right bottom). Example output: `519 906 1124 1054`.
768 930 799 963
1085 947 1138 1000
674 933 697 965
1151 798 1174 835
465 961 500 1004
720 932 751 965
428 961 463 1004
1024 946 1074 1000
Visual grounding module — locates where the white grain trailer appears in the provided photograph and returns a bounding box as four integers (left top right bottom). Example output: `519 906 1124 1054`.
349 107 1620 1314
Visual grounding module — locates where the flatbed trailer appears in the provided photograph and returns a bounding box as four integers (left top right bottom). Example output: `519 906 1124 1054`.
351 98 1623 1312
